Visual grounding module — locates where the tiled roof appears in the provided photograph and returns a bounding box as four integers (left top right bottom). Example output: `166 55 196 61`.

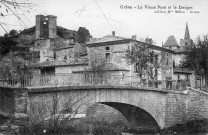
29 59 88 68
164 35 179 47
73 62 129 72
87 35 127 44
87 39 175 53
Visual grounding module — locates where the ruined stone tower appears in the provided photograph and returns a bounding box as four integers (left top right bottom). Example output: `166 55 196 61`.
32 15 57 62
35 15 57 39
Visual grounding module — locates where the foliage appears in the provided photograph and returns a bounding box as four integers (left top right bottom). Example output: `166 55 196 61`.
19 26 35 35
125 42 149 80
0 52 30 78
9 29 18 36
17 34 35 46
57 26 78 41
77 27 92 43
0 34 18 55
125 38 161 83
181 35 208 90
26 92 90 134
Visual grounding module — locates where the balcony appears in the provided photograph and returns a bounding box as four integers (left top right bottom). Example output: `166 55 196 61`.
173 67 192 74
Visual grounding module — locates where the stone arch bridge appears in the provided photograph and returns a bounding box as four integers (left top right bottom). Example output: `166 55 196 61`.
1 85 208 130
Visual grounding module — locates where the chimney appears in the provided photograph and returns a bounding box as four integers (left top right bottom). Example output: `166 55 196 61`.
132 35 137 40
112 31 115 36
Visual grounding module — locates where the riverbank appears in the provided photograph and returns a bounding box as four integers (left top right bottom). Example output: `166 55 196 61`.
160 119 208 135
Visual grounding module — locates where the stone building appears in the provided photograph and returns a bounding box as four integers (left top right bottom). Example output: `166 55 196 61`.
81 32 176 88
29 14 196 90
162 23 195 90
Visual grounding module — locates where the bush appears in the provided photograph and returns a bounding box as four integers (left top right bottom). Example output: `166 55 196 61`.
92 126 122 135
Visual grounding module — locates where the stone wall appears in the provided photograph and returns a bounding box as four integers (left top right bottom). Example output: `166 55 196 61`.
0 87 27 117
56 47 74 61
0 87 15 116
88 43 130 69
165 90 208 127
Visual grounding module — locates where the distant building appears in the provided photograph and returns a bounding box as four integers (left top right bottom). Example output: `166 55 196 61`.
30 15 88 77
162 23 195 90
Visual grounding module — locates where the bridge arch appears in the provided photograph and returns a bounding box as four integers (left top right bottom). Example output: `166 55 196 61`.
92 94 165 129
98 102 160 131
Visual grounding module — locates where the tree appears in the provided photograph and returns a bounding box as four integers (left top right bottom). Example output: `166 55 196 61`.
0 0 35 32
0 52 30 83
181 35 208 91
9 29 18 36
84 54 106 85
125 38 161 87
77 27 91 43
0 32 18 56
125 42 149 83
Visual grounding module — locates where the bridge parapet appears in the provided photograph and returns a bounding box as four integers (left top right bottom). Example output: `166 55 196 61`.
0 73 190 91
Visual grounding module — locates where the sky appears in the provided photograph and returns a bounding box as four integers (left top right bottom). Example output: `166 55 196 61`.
0 0 208 46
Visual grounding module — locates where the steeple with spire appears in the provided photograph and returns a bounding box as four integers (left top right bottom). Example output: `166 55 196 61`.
184 22 190 40
179 22 192 51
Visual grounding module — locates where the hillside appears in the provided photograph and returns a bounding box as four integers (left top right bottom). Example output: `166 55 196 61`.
0 26 80 57
19 26 78 40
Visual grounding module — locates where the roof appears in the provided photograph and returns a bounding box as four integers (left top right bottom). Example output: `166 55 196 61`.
29 59 88 68
73 62 129 73
164 35 179 47
55 43 87 56
87 35 127 44
87 39 175 53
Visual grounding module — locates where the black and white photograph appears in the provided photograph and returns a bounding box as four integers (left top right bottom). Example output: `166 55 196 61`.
0 0 208 134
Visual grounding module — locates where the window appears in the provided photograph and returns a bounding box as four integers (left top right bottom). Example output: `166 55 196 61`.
135 63 139 73
150 51 154 63
105 53 110 62
155 54 158 65
41 67 55 75
166 59 169 65
54 53 56 60
155 69 158 79
64 55 67 61
105 47 110 51
173 60 175 68
178 75 180 80
186 74 189 80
